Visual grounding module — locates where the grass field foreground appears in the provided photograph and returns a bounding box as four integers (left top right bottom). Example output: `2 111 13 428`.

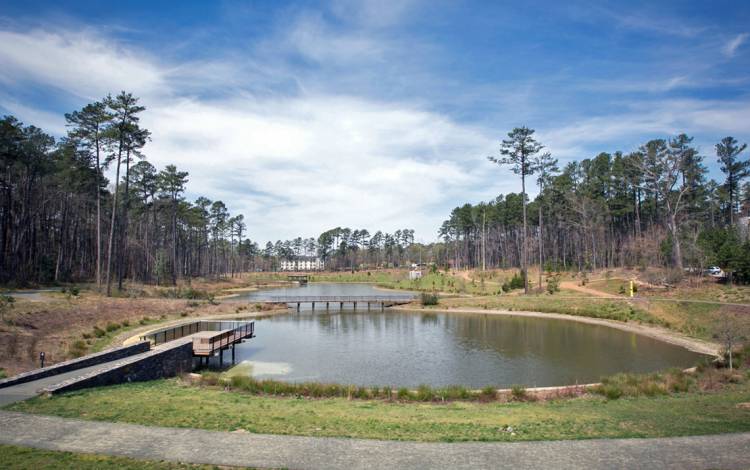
8 379 750 442
0 443 249 469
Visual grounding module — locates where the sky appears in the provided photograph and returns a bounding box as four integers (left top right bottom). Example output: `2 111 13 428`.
1 0 749 243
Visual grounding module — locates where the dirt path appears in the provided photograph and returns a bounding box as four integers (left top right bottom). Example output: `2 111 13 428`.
559 281 618 298
1 411 748 470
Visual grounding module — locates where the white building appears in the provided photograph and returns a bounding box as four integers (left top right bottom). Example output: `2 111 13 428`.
279 257 325 272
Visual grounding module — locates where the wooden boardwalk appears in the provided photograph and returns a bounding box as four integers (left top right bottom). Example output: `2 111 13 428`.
261 295 415 310
139 320 255 366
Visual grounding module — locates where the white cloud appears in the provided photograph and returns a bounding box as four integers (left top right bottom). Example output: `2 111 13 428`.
0 28 165 100
2 20 749 241
142 95 496 241
723 32 749 57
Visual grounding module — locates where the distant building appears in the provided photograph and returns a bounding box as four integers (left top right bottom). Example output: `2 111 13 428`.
279 257 325 272
409 270 423 280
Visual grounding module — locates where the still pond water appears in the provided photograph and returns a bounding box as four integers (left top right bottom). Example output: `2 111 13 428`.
230 283 703 388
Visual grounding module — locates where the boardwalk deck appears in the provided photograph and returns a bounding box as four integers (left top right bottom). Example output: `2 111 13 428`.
192 322 255 357
260 295 415 310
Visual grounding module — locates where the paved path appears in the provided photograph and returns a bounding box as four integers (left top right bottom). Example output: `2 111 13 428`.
1 411 748 469
0 363 117 407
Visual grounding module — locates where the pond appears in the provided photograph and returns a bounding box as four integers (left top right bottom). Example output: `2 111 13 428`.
229 283 704 388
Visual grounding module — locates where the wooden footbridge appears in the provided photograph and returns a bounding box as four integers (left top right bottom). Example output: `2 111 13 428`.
139 320 255 367
261 295 415 311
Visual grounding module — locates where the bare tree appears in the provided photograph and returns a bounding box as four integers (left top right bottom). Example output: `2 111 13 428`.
715 311 749 371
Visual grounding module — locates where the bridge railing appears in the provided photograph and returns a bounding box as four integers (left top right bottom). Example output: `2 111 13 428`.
140 320 255 346
193 321 255 356
262 295 415 303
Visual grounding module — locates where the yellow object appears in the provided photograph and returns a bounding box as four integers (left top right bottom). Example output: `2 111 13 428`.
629 280 634 297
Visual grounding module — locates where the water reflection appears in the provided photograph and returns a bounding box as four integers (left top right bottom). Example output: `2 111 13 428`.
232 290 703 388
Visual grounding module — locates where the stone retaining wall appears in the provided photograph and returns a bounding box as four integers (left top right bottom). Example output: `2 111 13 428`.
0 342 151 389
42 340 194 395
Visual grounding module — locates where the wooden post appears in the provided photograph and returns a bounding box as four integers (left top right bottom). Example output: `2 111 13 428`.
220 348 223 367
326 302 329 310
232 344 235 364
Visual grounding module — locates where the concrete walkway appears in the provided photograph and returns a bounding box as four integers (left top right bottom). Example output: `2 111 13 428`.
0 363 117 407
0 411 748 469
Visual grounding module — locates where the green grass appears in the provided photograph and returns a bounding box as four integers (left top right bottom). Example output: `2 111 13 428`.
308 271 508 295
441 295 666 326
8 379 750 442
0 444 242 469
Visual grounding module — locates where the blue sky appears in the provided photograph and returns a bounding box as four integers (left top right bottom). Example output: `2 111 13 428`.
1 0 749 242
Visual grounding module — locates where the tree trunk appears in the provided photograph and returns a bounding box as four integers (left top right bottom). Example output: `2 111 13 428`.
669 212 683 270
95 134 102 290
118 147 132 291
538 199 543 292
105 143 123 296
521 171 528 294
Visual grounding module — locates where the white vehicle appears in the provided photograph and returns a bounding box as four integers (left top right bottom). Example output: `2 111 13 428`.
706 266 723 276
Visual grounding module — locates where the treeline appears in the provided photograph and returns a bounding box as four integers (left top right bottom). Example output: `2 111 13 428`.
438 127 750 284
0 92 254 291
260 227 418 270
0 92 424 289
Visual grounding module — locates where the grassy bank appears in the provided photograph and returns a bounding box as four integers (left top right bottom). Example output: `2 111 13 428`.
437 294 749 341
0 444 242 469
8 379 750 442
438 295 666 326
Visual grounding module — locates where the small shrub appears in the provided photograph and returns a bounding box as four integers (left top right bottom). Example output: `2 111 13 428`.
229 375 254 391
93 326 106 338
510 385 532 401
0 368 6 379
121 320 130 327
353 386 371 399
420 292 439 306
593 383 623 400
546 275 560 295
415 384 434 401
69 339 87 358
201 372 221 386
665 369 692 393
69 285 80 296
479 386 497 401
397 387 412 400
81 332 92 339
509 272 525 290
105 322 120 332
438 385 471 400
664 269 683 286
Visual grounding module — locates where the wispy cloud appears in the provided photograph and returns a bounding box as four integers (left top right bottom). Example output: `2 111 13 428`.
723 32 749 57
0 25 500 241
1 1 749 239
0 28 165 100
